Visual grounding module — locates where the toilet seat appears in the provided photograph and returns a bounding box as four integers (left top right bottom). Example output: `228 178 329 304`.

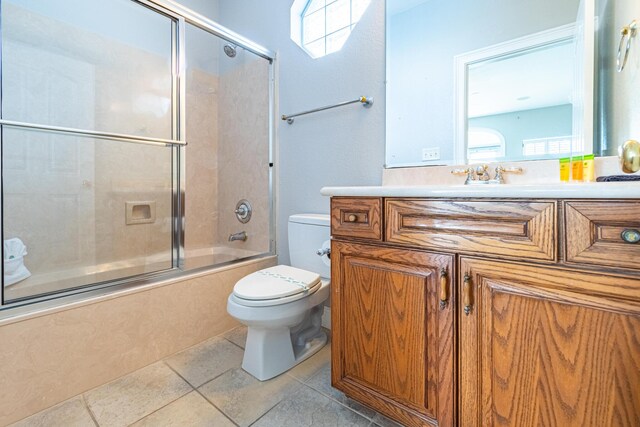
232 265 322 307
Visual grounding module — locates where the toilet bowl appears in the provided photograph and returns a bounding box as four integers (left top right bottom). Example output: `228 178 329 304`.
227 214 331 381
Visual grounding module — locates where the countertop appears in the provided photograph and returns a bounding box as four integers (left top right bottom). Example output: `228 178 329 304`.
320 182 640 198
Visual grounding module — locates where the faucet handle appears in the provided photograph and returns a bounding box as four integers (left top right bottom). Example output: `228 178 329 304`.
494 165 523 183
451 167 475 184
451 167 474 176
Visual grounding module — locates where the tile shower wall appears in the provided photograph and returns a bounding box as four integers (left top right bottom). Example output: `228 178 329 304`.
217 56 271 253
185 68 219 253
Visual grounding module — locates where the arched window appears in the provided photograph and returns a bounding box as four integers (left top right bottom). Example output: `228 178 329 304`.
467 128 506 162
291 0 371 58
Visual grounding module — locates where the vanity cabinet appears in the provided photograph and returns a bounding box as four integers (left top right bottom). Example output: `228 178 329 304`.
459 257 640 427
330 197 640 427
331 240 456 427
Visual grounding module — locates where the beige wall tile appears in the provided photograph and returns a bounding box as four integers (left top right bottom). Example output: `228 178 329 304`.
0 256 276 426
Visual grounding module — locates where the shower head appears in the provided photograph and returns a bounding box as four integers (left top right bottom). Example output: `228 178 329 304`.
223 44 237 58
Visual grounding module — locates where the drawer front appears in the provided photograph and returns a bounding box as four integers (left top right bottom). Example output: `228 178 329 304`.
386 199 557 261
565 201 640 270
331 198 382 240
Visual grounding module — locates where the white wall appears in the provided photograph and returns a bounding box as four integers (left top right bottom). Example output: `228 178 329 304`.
216 0 386 264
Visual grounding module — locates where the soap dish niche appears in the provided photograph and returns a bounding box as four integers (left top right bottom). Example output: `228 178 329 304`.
126 201 156 225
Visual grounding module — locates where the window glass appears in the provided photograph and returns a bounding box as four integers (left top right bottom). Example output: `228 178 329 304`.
301 0 371 58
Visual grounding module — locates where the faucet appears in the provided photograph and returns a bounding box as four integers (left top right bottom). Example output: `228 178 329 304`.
451 164 523 185
229 231 247 242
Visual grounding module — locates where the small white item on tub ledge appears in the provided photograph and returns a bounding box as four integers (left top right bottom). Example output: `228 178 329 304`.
4 238 31 286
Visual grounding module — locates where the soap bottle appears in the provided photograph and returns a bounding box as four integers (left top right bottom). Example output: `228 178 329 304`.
582 154 595 182
571 156 584 181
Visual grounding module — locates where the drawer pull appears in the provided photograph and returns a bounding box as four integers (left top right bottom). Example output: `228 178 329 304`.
621 229 640 244
347 214 358 222
463 274 473 316
439 268 448 310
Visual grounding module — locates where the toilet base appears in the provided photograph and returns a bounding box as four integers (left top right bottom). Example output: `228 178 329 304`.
242 306 327 381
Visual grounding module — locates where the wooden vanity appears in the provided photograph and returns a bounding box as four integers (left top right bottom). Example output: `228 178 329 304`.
328 195 640 427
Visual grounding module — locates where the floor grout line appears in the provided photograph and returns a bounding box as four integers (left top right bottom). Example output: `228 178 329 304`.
162 360 240 427
298 381 378 422
193 386 240 427
223 336 246 351
81 394 100 427
123 388 193 426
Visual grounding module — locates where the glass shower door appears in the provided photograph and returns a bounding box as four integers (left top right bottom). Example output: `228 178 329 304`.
1 0 178 303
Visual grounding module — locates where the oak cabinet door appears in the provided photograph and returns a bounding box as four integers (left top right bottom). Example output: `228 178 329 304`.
331 241 456 427
459 257 640 427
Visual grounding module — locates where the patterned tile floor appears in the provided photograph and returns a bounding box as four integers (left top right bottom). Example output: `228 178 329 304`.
11 327 403 427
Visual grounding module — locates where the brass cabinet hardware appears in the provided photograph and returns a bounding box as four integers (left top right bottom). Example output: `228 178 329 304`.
621 229 640 244
439 268 448 309
347 214 357 222
463 274 472 315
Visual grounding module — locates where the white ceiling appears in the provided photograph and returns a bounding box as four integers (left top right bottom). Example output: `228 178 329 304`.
467 41 575 118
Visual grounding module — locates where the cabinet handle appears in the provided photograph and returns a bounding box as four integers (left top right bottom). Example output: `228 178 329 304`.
463 274 472 316
621 229 640 244
439 268 448 309
347 214 357 222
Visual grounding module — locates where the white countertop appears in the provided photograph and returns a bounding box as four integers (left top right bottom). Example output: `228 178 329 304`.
321 182 640 198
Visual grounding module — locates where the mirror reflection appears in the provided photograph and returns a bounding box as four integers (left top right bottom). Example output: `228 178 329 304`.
465 36 575 163
385 0 588 167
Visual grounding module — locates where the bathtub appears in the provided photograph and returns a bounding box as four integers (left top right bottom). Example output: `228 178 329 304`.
4 246 263 302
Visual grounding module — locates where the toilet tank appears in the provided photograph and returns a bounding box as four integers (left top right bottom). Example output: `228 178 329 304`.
288 214 331 279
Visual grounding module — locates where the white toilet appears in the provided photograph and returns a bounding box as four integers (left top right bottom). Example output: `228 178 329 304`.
227 214 331 381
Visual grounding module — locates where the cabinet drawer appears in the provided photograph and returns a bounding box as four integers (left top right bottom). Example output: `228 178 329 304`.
386 199 557 261
331 197 382 240
565 201 640 270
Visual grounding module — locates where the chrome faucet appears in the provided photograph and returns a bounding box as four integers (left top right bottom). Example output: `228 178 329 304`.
229 231 247 242
451 164 523 185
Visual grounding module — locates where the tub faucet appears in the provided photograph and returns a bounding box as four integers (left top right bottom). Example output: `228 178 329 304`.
229 231 247 242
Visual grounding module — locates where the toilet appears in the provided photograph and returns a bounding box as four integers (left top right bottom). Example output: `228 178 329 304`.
227 214 331 381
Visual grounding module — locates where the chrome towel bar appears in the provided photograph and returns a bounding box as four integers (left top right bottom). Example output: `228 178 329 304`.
281 96 373 124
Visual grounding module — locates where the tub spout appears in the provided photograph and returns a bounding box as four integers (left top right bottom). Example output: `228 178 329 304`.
229 231 247 242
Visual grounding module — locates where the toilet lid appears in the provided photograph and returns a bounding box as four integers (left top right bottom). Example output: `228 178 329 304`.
233 265 321 300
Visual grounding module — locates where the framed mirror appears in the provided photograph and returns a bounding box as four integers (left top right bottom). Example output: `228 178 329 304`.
385 0 595 168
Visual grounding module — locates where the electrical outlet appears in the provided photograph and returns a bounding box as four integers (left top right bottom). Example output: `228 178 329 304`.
422 147 441 161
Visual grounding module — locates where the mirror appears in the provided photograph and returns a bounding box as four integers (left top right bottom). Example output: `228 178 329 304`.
385 0 594 167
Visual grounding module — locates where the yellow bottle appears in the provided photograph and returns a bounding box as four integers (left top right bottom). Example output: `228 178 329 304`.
582 154 595 182
559 157 571 182
571 156 583 181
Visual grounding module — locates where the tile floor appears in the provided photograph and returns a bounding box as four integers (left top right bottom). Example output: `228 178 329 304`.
10 327 403 427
